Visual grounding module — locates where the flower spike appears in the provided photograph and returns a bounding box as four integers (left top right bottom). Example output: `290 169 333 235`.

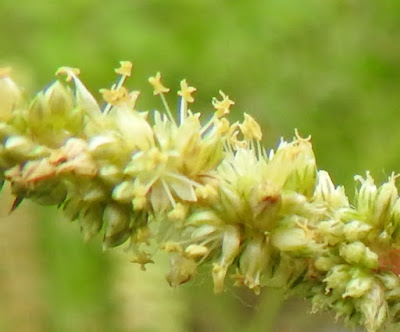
1 61 400 332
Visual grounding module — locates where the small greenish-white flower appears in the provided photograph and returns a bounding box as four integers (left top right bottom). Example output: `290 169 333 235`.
339 241 378 269
343 220 372 242
355 172 378 219
372 173 398 229
236 233 270 294
212 225 241 294
313 170 348 209
0 67 23 122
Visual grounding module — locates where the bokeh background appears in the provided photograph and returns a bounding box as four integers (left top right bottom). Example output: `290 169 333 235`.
1 0 400 331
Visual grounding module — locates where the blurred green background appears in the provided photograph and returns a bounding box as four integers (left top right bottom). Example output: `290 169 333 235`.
1 0 400 331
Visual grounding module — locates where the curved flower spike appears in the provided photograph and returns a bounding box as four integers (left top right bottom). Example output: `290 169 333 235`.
3 62 400 332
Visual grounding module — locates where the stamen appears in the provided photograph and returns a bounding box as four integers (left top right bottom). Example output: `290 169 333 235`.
177 79 196 124
103 61 133 114
160 93 176 126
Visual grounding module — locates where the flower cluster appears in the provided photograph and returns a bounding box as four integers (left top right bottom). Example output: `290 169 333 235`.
1 62 400 331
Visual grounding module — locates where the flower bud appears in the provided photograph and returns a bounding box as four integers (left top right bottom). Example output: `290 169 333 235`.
238 234 270 294
316 219 344 245
45 81 74 116
271 216 314 253
271 227 307 252
175 115 201 160
81 181 107 203
62 197 82 221
212 225 241 293
219 184 244 222
372 175 397 229
330 299 355 320
56 66 101 117
166 255 197 287
339 242 378 269
99 164 124 185
109 107 154 151
269 138 316 196
0 71 23 122
103 203 131 249
89 134 125 162
5 159 66 205
314 255 339 272
391 198 400 234
51 138 97 177
0 122 17 141
28 81 81 147
112 180 135 203
343 220 372 242
4 136 35 161
324 264 351 293
377 272 400 296
343 269 373 298
354 172 377 218
359 283 387 332
79 203 104 242
313 170 348 208
192 133 224 174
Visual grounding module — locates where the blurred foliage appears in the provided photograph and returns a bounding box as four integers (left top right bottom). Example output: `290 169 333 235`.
1 0 400 331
